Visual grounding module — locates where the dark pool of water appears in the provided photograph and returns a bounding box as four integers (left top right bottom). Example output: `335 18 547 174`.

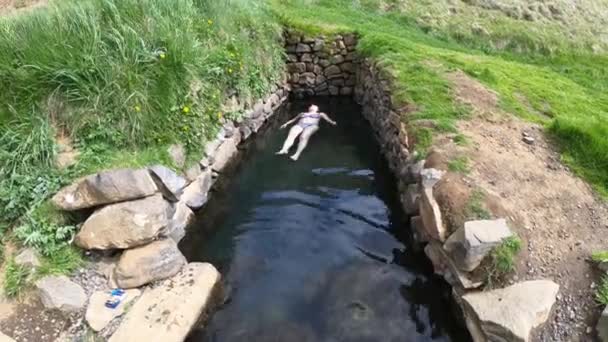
181 98 470 342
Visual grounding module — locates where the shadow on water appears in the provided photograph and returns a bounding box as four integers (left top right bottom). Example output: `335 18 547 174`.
181 98 471 342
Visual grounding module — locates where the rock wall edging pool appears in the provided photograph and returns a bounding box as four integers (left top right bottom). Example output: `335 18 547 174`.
285 31 358 98
44 82 291 339
283 31 559 342
42 29 560 342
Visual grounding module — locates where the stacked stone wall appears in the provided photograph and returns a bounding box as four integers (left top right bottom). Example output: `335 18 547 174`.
285 32 358 98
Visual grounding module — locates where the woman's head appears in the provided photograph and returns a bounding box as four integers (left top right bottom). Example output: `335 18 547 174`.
309 105 319 113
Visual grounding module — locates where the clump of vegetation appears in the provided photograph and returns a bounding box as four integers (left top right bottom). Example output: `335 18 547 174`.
37 246 83 276
4 258 30 298
448 156 470 173
592 251 608 263
453 134 470 146
486 235 522 287
596 275 608 306
465 189 492 220
491 236 522 274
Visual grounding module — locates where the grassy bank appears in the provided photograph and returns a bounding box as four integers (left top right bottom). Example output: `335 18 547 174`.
0 0 284 291
271 0 608 197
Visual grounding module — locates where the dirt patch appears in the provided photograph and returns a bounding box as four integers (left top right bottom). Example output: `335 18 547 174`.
0 0 46 15
441 71 608 341
445 71 501 117
0 299 73 342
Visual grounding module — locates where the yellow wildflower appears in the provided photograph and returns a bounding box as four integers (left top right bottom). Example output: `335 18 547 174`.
207 19 213 25
228 68 233 74
134 105 141 112
159 53 166 59
182 106 190 113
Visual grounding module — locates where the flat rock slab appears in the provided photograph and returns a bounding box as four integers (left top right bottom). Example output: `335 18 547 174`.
114 239 186 289
0 332 15 342
36 276 86 313
463 280 559 342
109 263 220 342
52 168 157 210
86 289 141 332
75 194 171 250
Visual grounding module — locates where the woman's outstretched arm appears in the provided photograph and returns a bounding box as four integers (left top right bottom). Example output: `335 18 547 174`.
280 113 302 129
320 113 337 126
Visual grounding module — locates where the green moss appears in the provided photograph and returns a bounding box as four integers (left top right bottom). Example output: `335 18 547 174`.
448 156 470 174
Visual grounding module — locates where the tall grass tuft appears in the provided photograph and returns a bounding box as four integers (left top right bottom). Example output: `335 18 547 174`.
0 0 285 275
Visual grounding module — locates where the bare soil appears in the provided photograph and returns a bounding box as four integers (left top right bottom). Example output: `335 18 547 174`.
0 0 46 15
433 71 608 341
0 299 73 342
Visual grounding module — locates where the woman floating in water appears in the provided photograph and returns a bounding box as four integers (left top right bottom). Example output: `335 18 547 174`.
276 104 337 161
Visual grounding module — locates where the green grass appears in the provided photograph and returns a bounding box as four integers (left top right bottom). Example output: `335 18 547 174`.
37 246 83 276
486 235 522 286
271 0 608 198
465 189 492 220
4 258 30 298
0 0 285 265
448 156 470 174
592 251 608 263
491 236 522 274
453 134 470 146
596 275 608 306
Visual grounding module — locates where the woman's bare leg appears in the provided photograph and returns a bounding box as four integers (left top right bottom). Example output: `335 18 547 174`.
290 125 319 161
277 125 304 155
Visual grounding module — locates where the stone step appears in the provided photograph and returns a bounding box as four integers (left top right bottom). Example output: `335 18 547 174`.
109 263 220 342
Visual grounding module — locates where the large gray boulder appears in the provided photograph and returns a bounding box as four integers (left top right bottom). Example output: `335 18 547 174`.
52 168 157 210
114 239 186 288
444 219 513 272
425 242 483 290
36 276 86 313
212 136 239 173
85 289 141 332
462 280 559 342
109 263 220 342
420 168 445 187
148 165 187 202
163 201 194 243
181 169 213 210
75 194 172 250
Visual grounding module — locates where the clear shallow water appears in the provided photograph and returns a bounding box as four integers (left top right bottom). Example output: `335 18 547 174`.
181 98 470 342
